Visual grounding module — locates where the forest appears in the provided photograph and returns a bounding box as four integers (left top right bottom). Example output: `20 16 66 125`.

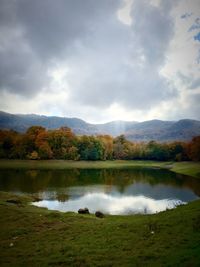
0 126 200 161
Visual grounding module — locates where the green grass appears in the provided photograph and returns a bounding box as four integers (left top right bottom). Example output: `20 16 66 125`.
170 162 200 178
0 159 200 178
0 159 168 169
0 191 200 266
0 160 200 266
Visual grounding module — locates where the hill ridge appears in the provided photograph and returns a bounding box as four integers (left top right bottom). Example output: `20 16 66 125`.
0 111 200 142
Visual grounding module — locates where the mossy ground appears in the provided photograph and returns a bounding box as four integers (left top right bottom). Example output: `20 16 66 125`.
0 160 200 266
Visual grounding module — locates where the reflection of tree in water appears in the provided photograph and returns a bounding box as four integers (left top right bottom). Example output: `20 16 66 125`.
56 193 69 202
0 168 200 197
26 170 38 178
0 169 80 193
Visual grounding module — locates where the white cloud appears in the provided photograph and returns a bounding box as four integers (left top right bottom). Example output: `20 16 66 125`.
117 0 133 25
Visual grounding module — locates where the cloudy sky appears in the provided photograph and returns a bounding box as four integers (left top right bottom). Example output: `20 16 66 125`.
0 0 200 123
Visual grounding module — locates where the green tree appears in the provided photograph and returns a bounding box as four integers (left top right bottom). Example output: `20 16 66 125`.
146 141 169 161
97 135 113 160
78 136 104 160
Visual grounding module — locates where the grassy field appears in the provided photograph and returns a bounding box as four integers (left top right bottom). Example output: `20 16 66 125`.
0 159 200 178
0 160 200 266
170 162 200 178
0 192 200 266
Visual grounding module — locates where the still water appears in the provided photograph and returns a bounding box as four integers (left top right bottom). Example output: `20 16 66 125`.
0 168 200 215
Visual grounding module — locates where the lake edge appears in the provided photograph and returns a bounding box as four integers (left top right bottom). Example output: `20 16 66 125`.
0 159 200 178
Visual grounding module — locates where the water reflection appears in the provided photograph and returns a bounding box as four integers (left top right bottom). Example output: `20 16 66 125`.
0 168 200 214
34 193 185 215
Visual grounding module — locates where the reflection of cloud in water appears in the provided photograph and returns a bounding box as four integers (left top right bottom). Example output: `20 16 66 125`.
39 185 117 200
33 193 186 215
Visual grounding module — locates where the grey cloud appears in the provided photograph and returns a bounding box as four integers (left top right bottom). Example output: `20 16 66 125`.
0 0 121 97
184 93 200 119
189 78 200 90
130 0 175 66
66 0 177 110
0 27 48 96
177 72 191 84
0 0 17 27
68 59 176 109
181 13 193 19
16 0 121 59
0 0 179 111
177 72 200 90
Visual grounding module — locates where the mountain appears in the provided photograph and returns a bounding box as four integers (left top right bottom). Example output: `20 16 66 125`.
94 120 138 136
0 111 98 135
0 111 200 142
125 119 200 142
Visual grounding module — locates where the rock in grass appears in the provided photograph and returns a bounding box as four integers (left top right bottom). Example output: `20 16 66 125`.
95 211 105 218
6 199 22 205
78 208 90 214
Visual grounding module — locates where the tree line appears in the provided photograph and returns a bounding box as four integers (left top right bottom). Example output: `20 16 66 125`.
0 126 200 161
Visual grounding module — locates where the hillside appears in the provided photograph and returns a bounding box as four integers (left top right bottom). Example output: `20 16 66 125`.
0 111 200 142
125 119 200 142
0 111 98 135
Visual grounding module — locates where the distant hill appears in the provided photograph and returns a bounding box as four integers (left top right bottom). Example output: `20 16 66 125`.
0 111 200 142
0 111 97 135
125 119 200 142
94 120 138 136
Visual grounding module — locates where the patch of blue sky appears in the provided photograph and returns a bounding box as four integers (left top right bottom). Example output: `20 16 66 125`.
188 17 200 32
194 32 200 42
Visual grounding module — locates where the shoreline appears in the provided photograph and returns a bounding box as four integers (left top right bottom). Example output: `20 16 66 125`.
1 160 200 265
0 190 200 266
0 159 200 178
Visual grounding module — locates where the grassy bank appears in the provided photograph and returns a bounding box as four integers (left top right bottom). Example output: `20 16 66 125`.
0 159 200 178
170 162 200 178
0 191 200 266
1 160 200 266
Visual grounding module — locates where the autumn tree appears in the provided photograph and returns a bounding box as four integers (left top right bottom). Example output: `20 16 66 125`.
187 136 200 161
1 126 200 162
48 127 78 159
113 135 133 159
97 135 113 160
25 126 46 155
35 130 53 159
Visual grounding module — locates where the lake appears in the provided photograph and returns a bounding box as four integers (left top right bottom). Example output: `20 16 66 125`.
0 168 200 215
